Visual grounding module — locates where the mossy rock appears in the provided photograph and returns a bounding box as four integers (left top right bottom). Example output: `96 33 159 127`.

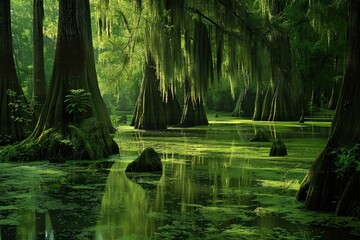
249 130 270 142
125 147 162 173
269 139 287 156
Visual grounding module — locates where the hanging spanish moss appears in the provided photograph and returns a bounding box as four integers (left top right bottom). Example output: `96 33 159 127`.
215 26 224 79
256 0 301 121
132 0 299 123
215 0 272 102
97 0 111 37
180 80 208 127
136 0 272 115
190 19 214 100
144 0 186 98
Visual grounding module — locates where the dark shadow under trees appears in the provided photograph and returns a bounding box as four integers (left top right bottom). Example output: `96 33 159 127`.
0 0 30 145
297 0 360 217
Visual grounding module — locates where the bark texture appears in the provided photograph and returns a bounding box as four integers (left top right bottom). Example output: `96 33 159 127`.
164 88 182 126
1 0 118 160
327 81 339 110
131 53 167 130
260 0 300 121
232 89 255 118
33 0 47 114
252 82 264 121
0 0 27 144
180 90 208 127
297 0 360 217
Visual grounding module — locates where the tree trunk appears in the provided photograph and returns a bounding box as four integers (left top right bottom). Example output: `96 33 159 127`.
131 53 167 130
327 81 339 110
164 88 182 126
180 95 208 127
232 89 255 118
33 0 47 114
310 87 321 109
1 0 118 161
260 87 272 121
0 0 27 145
268 70 298 121
297 0 360 217
252 82 264 121
180 82 208 127
263 0 300 121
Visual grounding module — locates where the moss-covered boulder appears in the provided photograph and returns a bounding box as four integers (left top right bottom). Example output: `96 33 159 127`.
125 147 162 173
269 139 287 156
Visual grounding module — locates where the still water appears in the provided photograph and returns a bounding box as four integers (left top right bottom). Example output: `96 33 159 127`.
0 119 359 239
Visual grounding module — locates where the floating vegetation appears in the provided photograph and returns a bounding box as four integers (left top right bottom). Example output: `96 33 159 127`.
1 118 359 239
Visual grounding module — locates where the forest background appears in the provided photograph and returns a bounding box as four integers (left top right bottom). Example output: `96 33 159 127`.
9 0 346 122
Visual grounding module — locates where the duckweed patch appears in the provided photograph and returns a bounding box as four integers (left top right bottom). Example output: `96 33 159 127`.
1 117 358 239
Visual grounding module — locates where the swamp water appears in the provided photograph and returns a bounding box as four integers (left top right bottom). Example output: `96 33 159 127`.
1 117 359 239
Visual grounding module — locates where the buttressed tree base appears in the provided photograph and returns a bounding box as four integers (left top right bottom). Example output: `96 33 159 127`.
1 0 119 162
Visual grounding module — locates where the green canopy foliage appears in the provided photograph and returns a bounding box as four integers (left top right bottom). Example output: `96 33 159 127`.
8 0 348 114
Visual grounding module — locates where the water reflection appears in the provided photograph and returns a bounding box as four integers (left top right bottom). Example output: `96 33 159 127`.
0 121 338 239
18 211 54 240
0 161 113 239
96 152 253 239
0 211 54 240
96 162 152 239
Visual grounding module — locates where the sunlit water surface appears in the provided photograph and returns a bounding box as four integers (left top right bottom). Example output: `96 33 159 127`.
1 119 359 239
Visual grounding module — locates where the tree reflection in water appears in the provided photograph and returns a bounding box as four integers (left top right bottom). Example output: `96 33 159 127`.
96 161 154 239
96 148 253 239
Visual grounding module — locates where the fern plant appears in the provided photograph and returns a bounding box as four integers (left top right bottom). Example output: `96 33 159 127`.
332 144 360 177
64 89 91 119
7 89 34 128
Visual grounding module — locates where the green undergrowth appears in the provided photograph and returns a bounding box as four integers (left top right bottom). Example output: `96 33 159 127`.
0 118 110 162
